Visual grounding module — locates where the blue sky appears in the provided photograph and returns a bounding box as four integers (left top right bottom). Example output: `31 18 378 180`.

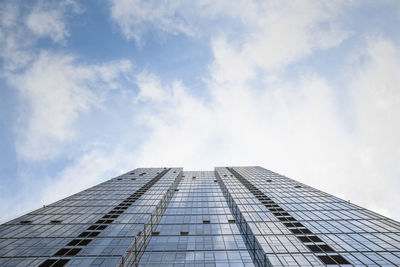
1 0 400 223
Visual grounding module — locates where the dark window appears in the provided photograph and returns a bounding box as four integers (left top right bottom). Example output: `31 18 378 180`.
309 236 323 242
284 222 295 227
332 255 350 264
79 239 92 246
96 219 113 224
54 248 69 256
319 244 334 252
103 215 118 219
53 260 70 267
39 259 69 267
203 220 210 224
50 220 62 224
78 232 91 238
67 239 92 246
152 232 160 236
88 225 107 230
298 236 311 242
317 256 336 265
180 231 189 236
307 245 322 252
39 259 57 267
228 220 236 223
88 232 100 237
20 220 32 224
294 185 302 188
289 228 302 234
67 239 81 246
66 248 82 256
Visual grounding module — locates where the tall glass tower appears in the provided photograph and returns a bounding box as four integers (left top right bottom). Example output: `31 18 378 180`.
1 166 399 266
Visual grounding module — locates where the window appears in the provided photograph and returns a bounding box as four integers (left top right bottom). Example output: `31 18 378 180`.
54 248 69 256
332 255 350 264
317 256 336 265
39 259 69 267
67 239 92 246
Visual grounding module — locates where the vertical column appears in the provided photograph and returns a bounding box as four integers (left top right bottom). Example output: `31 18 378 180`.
215 169 272 267
224 167 350 265
33 168 182 267
118 169 183 266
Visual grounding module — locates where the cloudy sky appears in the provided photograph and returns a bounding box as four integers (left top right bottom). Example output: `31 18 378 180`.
1 0 400 223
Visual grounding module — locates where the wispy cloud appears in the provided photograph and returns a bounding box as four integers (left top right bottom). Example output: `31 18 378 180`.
130 34 400 219
0 0 81 71
1 0 400 224
110 0 196 43
9 51 132 161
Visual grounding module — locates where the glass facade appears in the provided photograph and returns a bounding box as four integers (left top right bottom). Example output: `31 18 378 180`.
0 168 182 266
138 171 254 266
0 166 399 266
215 167 400 266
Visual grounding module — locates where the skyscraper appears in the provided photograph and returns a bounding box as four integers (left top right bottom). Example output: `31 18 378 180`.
1 166 399 266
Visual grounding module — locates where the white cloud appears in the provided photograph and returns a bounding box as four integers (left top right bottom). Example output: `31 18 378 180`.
135 71 168 102
2 0 400 225
110 0 195 43
26 9 69 43
208 1 352 85
9 51 132 161
0 0 81 72
127 34 400 221
0 2 34 72
346 36 400 217
25 0 82 44
110 0 350 64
